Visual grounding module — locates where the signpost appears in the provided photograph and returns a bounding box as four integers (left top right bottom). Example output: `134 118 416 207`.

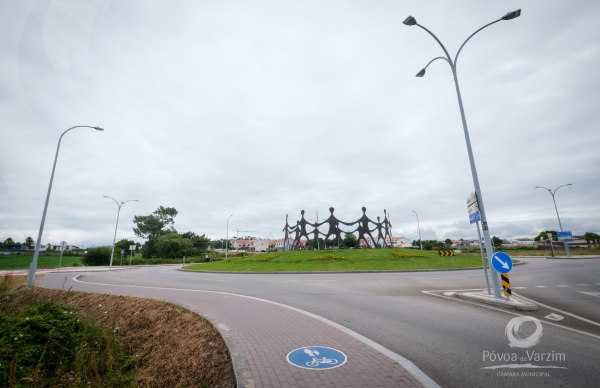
129 244 136 266
491 252 513 299
556 231 573 258
57 241 66 273
491 252 513 274
468 192 490 294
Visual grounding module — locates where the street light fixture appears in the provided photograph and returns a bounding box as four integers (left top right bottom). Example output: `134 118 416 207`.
27 125 104 288
104 196 138 268
535 184 572 258
403 10 521 298
225 215 233 260
413 211 423 250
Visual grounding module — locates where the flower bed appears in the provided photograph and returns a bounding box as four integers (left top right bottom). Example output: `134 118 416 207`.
392 252 425 258
312 254 345 260
250 255 276 261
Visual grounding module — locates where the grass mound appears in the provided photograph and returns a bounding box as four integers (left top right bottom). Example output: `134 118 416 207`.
0 277 134 387
185 248 489 272
0 275 235 387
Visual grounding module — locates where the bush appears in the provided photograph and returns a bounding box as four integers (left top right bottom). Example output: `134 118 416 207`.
154 233 193 259
81 247 111 266
0 279 134 386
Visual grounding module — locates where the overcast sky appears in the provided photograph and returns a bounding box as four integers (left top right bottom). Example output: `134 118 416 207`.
1 0 599 247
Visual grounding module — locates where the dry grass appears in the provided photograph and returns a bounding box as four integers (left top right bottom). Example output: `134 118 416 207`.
4 275 235 388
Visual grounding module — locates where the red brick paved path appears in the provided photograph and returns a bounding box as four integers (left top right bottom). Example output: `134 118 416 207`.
38 273 434 388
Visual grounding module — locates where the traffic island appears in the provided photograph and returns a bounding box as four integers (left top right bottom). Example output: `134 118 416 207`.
453 291 538 311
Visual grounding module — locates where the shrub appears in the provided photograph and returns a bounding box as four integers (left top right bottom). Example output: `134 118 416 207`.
154 233 193 259
81 247 111 266
0 280 134 386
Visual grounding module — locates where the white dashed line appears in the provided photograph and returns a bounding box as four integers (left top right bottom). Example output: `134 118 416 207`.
579 292 600 297
545 313 564 321
578 284 591 286
556 285 569 287
513 287 527 289
535 286 546 288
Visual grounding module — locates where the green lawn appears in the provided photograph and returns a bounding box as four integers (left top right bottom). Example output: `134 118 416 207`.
184 249 490 272
0 255 82 269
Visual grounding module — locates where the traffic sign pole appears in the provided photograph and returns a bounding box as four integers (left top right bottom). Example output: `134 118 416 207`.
476 222 491 295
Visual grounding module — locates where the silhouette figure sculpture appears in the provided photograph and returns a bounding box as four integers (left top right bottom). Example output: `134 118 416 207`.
283 207 392 250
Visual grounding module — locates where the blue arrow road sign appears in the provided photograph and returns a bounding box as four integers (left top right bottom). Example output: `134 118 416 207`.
491 252 513 274
286 346 347 370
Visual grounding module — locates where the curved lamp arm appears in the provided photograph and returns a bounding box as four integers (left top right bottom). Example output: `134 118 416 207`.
454 19 502 66
553 184 572 195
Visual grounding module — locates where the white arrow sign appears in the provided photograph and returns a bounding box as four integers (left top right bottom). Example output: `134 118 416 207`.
494 255 510 269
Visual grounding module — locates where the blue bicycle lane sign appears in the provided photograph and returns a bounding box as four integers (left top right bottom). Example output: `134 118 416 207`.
286 346 347 370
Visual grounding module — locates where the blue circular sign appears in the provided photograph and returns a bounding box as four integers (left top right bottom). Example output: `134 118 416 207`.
286 346 347 370
491 252 513 274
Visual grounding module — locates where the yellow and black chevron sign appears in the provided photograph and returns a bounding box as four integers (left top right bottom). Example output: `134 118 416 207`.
501 274 512 297
438 250 455 257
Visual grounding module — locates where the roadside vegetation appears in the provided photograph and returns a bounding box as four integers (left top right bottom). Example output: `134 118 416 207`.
184 249 490 272
0 275 234 387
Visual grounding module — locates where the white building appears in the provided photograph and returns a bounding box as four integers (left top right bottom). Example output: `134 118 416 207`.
231 238 269 252
511 238 536 245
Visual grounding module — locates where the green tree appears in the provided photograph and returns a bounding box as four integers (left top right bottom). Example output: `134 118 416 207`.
154 232 193 259
133 215 166 258
343 233 357 247
114 239 136 255
153 206 178 229
423 242 433 250
181 232 210 251
534 231 557 243
82 247 111 266
492 236 503 249
584 232 600 248
3 237 14 247
444 238 452 247
25 236 34 246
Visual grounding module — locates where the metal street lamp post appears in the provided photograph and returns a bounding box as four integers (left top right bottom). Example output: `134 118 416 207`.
225 215 233 260
403 9 521 298
104 196 138 268
535 184 572 258
27 125 104 288
413 211 423 250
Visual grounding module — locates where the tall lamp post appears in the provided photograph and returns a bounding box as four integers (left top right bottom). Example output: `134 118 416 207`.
104 196 138 268
413 211 423 250
225 215 233 260
27 125 104 288
535 184 572 258
403 9 521 298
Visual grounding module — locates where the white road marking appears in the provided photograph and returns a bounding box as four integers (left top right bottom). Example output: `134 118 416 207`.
545 313 564 321
579 292 600 297
443 292 456 296
422 290 600 340
556 285 569 287
578 284 591 286
514 292 600 328
535 286 546 288
513 287 527 289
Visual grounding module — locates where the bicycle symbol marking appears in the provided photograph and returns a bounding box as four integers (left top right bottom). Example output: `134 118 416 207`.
306 357 339 367
287 346 347 370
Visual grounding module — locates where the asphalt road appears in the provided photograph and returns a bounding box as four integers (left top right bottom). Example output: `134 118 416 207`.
55 257 600 388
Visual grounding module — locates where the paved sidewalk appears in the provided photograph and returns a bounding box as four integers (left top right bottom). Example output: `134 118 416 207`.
36 272 437 388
